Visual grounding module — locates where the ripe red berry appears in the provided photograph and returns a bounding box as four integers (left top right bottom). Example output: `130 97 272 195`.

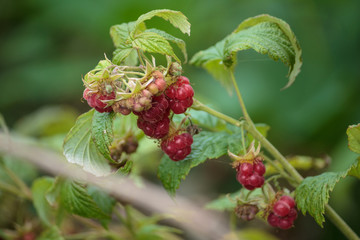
165 76 194 114
240 163 253 176
135 95 169 123
253 162 266 175
83 88 115 113
267 213 279 227
288 208 298 221
278 218 293 229
279 195 296 208
137 116 170 139
236 171 247 185
273 201 291 217
161 133 193 161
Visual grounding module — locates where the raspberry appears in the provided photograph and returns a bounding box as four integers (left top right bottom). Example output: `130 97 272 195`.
279 195 296 208
273 201 291 217
137 116 170 139
240 163 253 176
146 71 167 95
235 204 259 221
278 218 293 230
268 195 297 230
236 161 266 190
83 88 115 113
161 133 193 161
267 213 279 227
135 95 169 123
165 76 194 114
253 162 266 175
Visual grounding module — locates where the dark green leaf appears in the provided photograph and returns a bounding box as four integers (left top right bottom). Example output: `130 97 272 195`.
132 32 179 62
158 131 243 195
295 159 359 227
60 180 110 220
91 111 115 162
63 110 111 176
134 9 190 36
37 226 64 240
31 177 55 226
347 123 360 154
190 14 302 90
146 28 187 62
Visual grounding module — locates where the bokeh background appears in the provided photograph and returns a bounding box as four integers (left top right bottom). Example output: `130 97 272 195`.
1 0 360 239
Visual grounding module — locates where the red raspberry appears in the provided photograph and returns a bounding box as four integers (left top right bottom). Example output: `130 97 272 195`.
279 195 296 208
165 76 194 114
273 201 291 217
235 161 266 190
267 213 279 227
161 133 193 161
83 88 115 113
137 116 170 139
278 218 293 230
135 95 169 123
268 196 297 230
253 162 266 175
240 163 253 176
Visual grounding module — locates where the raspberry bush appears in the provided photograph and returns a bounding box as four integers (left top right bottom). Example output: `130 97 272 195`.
0 9 360 240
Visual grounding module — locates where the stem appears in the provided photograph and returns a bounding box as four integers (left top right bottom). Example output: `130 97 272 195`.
191 99 244 128
326 205 359 240
0 180 27 198
136 49 145 66
3 165 32 199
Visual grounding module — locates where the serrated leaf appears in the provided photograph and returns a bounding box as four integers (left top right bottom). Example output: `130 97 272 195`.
110 21 146 47
134 9 190 36
37 226 64 240
88 186 116 228
158 131 243 195
61 180 109 220
63 110 111 176
91 111 115 162
112 46 134 65
132 32 179 62
347 123 360 154
146 28 187 62
295 159 359 227
190 14 302 90
31 177 55 226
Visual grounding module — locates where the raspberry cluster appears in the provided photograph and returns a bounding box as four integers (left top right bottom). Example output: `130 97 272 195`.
236 160 265 190
267 195 298 229
83 71 195 161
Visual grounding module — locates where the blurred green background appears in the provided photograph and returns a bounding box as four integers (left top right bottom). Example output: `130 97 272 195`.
1 0 360 239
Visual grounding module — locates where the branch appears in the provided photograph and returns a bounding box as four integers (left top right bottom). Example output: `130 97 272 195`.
0 133 229 240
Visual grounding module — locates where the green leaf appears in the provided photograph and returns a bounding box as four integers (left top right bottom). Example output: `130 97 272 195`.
112 46 134 65
88 186 116 228
60 180 110 220
31 177 55 226
190 14 302 90
110 21 146 48
91 111 115 162
158 130 243 195
205 190 241 211
347 123 360 154
295 159 360 227
63 110 112 176
134 9 190 36
37 226 64 240
146 28 187 62
132 32 179 62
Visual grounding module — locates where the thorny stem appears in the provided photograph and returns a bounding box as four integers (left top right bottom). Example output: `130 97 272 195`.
192 72 359 240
